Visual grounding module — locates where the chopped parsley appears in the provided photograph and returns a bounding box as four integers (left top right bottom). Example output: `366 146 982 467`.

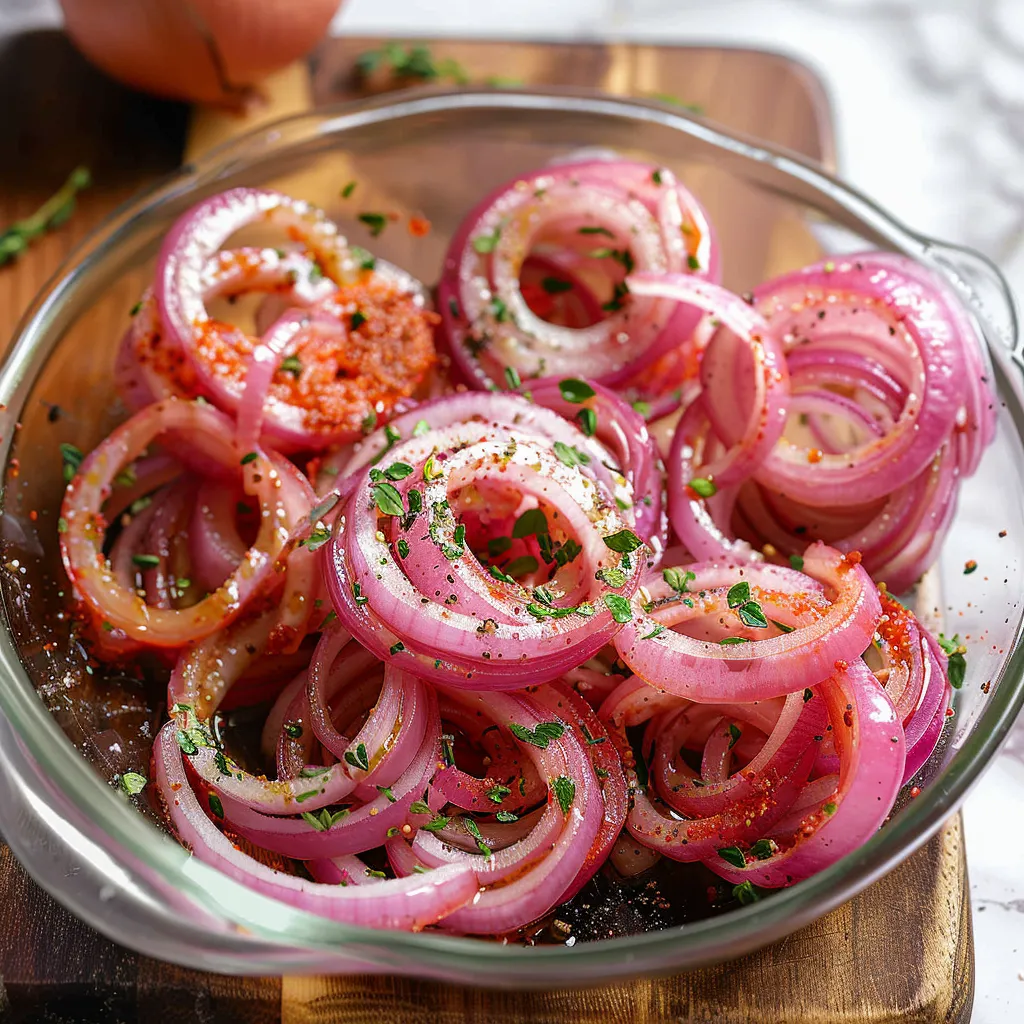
603 593 632 623
119 771 147 796
688 477 717 498
358 212 388 237
603 529 642 554
717 846 747 868
553 441 591 468
596 567 627 588
558 378 596 403
509 721 565 749
733 880 761 905
472 226 502 253
541 277 573 294
371 481 405 517
60 443 84 482
551 775 575 815
663 567 696 594
576 407 597 437
344 742 370 772
463 817 492 858
512 508 548 539
938 633 967 689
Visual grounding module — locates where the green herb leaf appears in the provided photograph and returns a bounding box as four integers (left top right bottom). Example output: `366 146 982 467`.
541 277 573 294
350 310 367 330
551 775 575 815
472 226 501 253
771 619 796 634
302 526 332 552
382 461 413 481
512 508 548 539
603 593 633 623
371 481 405 517
526 602 578 620
509 721 565 749
596 566 627 588
719 637 751 646
603 529 642 554
727 582 750 608
688 477 717 498
60 442 84 482
301 811 327 832
344 742 370 772
937 633 967 688
663 567 696 594
488 564 516 585
737 601 769 629
505 555 540 577
750 838 776 860
717 846 747 868
576 407 597 437
240 451 258 466
489 296 511 322
728 723 741 749
789 554 805 571
175 730 198 755
486 784 511 804
280 355 302 377
578 225 615 237
396 538 410 559
733 880 761 905
132 553 160 569
0 166 91 269
553 441 591 468
496 810 519 823
641 625 666 640
488 535 513 557
558 378 596 403
120 771 147 796
376 785 397 803
409 801 432 816
421 814 450 832
358 212 388 237
208 794 224 818
803 688 814 702
341 180 357 198
504 366 522 389
351 245 376 271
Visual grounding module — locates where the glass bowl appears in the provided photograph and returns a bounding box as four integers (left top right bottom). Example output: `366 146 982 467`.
0 88 1021 986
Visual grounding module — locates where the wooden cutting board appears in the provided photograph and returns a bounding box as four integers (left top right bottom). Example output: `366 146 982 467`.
0 31 972 1024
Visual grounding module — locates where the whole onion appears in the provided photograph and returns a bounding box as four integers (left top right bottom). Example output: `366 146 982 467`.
59 0 342 106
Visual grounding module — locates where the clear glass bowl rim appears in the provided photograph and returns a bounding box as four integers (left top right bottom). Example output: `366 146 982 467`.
0 86 1022 980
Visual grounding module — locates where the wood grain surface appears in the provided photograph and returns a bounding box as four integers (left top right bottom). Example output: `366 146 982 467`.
0 30 972 1024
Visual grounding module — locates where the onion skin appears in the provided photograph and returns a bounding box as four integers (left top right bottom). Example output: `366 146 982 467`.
59 0 341 106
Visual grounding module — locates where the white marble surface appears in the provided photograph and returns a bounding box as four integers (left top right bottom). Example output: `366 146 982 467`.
3 0 1024 1016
